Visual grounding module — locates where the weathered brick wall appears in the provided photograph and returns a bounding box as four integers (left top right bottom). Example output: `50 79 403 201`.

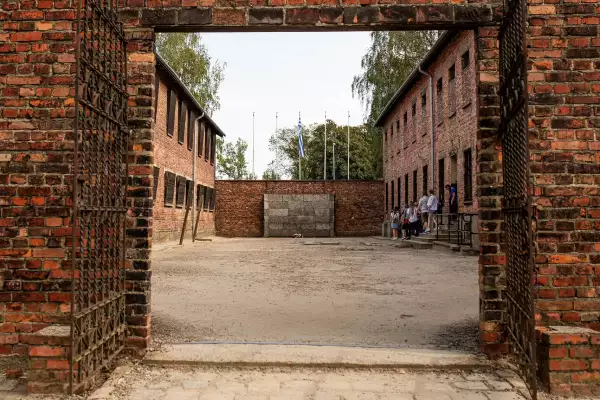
215 180 384 237
0 3 76 355
527 2 600 330
152 72 215 243
382 30 478 214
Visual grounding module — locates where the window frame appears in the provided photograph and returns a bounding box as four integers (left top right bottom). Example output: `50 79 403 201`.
412 169 417 203
210 131 216 164
153 166 160 203
163 171 175 207
175 176 186 208
204 126 211 160
461 50 470 70
154 75 159 123
404 174 409 207
463 148 473 203
187 109 195 150
422 165 428 196
178 100 186 144
166 89 176 137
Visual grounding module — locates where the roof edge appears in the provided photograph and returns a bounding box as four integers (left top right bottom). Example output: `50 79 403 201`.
374 30 459 128
155 52 225 137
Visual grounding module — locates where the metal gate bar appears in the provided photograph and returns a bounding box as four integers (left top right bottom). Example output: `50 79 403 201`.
498 0 537 398
71 0 128 393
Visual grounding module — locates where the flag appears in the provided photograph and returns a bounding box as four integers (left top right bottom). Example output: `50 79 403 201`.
297 116 305 158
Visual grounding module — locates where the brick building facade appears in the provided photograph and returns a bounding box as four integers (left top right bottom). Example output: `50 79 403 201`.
153 54 223 242
377 30 478 216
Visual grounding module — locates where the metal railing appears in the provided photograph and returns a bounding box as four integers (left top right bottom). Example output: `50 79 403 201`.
434 212 477 248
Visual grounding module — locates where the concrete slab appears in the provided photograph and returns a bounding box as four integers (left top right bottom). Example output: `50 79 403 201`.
144 344 489 370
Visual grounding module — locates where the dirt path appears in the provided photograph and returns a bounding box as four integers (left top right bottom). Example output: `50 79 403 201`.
150 238 479 351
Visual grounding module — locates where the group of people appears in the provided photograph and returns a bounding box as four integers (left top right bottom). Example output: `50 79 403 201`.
389 190 440 240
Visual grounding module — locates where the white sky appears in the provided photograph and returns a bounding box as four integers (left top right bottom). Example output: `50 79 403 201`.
201 32 372 177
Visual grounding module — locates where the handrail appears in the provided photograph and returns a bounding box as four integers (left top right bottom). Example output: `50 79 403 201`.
433 212 477 249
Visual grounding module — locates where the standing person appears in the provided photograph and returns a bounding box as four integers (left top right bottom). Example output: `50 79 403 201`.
425 190 438 233
410 202 420 237
390 207 400 240
401 203 411 240
446 184 458 224
418 192 429 233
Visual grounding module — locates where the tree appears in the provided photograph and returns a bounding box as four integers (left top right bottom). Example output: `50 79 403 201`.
216 137 253 180
155 33 225 115
352 31 438 125
267 121 380 180
262 164 281 180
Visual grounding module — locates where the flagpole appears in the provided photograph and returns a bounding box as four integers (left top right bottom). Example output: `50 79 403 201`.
252 111 255 178
324 111 327 180
275 111 278 169
347 111 350 180
332 142 336 180
298 111 301 180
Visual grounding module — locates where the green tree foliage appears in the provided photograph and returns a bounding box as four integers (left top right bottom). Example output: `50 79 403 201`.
155 33 225 115
216 137 253 180
268 121 380 180
262 165 281 180
352 31 439 125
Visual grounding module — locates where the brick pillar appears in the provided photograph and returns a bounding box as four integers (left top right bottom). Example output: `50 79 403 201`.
528 2 600 328
0 5 76 355
123 26 155 356
475 26 508 356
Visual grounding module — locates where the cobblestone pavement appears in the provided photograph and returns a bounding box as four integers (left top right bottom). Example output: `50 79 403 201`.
88 364 539 400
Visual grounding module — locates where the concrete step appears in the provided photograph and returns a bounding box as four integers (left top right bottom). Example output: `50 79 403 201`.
144 343 488 370
404 239 433 249
461 247 479 256
433 241 460 252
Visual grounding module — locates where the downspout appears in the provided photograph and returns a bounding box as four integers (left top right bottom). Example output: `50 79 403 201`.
192 111 205 241
418 65 435 194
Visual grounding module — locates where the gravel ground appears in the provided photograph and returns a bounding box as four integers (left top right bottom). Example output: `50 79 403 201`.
150 237 479 352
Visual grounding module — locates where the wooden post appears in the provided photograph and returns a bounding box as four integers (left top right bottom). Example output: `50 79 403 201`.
192 208 203 242
179 206 191 245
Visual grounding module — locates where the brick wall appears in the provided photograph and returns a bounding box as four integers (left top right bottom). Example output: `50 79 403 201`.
527 1 600 330
152 70 216 243
381 30 478 215
215 180 384 237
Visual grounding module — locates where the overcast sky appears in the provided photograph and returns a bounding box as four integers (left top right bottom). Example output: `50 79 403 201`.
201 32 372 177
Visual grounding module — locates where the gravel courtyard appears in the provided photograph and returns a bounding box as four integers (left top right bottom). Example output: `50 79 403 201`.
151 238 479 351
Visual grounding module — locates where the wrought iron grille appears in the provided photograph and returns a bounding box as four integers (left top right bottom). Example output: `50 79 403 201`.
71 0 128 393
498 0 537 398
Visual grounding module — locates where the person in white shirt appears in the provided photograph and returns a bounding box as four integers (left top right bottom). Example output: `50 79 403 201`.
418 192 429 233
426 190 439 233
409 202 420 237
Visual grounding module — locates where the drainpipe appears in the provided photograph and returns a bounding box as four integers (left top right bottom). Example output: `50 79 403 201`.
192 111 205 242
418 65 435 194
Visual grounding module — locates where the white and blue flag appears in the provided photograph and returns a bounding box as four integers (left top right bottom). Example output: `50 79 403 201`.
297 116 305 158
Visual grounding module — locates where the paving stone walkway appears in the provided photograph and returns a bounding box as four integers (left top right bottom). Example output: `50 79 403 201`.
89 365 537 400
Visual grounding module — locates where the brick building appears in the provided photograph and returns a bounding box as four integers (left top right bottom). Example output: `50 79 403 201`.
376 31 478 216
153 54 224 242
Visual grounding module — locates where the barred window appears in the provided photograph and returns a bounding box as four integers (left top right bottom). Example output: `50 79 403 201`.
422 165 428 196
175 176 185 208
198 123 205 158
167 90 176 137
197 185 205 209
185 179 193 207
187 109 195 150
404 174 409 206
163 171 175 207
204 126 211 160
178 101 186 144
210 131 216 164
153 166 160 202
436 77 444 126
203 186 211 210
210 188 216 211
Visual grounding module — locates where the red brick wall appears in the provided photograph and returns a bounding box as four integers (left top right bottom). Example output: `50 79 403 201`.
382 31 478 214
152 71 216 243
215 180 384 237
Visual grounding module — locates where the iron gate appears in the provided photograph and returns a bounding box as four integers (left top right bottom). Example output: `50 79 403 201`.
71 0 129 393
498 0 536 398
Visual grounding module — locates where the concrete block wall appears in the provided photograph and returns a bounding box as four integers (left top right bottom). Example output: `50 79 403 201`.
264 194 334 237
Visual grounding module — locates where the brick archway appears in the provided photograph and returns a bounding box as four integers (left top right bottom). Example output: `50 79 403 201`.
0 0 599 396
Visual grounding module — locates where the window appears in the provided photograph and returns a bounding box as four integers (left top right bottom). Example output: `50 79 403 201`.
187 109 195 150
411 102 416 141
196 185 204 209
438 158 445 205
166 90 176 137
404 174 409 206
203 186 211 210
185 179 193 207
210 131 216 164
390 122 394 138
385 182 389 213
397 177 401 208
421 92 427 121
198 123 205 157
178 100 186 144
153 166 159 202
396 120 400 134
436 77 444 125
163 171 175 207
422 165 428 196
204 126 211 160
403 112 408 148
448 64 457 117
462 50 470 70
175 176 185 208
209 188 216 211
391 180 395 210
464 149 473 202
412 170 417 203
154 77 160 121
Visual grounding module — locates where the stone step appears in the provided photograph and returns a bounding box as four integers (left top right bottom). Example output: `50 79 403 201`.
432 241 460 252
461 247 479 256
